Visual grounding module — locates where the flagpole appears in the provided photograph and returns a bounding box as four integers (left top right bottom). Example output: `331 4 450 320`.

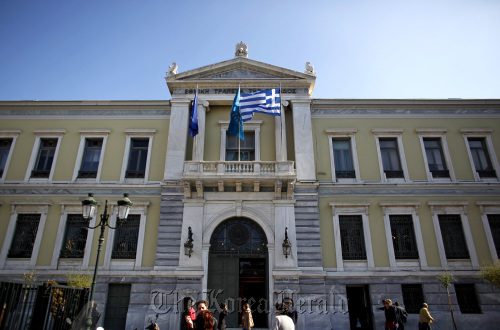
238 84 241 162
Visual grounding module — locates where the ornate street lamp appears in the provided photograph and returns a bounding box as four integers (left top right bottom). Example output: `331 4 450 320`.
184 227 194 257
81 193 132 329
282 227 292 258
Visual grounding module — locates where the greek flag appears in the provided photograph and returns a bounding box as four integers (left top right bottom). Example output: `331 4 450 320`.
240 88 281 122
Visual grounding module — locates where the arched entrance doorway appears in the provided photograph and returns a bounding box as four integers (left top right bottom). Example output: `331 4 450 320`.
208 217 268 328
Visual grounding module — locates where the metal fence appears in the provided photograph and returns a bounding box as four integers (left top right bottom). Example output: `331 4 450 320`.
0 281 89 330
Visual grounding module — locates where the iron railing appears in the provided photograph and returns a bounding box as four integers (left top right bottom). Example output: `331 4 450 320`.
0 281 89 330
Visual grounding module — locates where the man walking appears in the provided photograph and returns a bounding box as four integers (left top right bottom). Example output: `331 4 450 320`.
419 303 434 330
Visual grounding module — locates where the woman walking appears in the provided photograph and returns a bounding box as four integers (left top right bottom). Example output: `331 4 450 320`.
241 302 254 330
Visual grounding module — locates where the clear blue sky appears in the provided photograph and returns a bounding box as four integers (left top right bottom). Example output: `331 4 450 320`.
1 0 499 100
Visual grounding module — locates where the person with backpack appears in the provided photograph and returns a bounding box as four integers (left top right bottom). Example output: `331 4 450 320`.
394 302 408 330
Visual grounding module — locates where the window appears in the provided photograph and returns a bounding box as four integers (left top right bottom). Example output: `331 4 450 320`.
438 214 470 259
373 129 408 182
429 201 478 269
0 201 50 269
423 138 449 178
326 129 360 182
126 139 148 178
226 131 255 161
0 139 13 178
219 121 262 162
339 215 367 260
330 202 374 271
487 214 500 258
333 139 355 178
78 139 103 178
380 202 427 270
26 129 65 182
111 214 140 259
402 284 424 314
120 129 155 182
390 215 419 259
7 214 41 258
455 284 481 314
31 139 57 178
379 138 403 178
461 128 499 181
468 138 495 178
59 214 88 258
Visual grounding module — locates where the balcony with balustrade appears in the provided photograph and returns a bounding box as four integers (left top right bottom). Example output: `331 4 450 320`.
181 160 296 198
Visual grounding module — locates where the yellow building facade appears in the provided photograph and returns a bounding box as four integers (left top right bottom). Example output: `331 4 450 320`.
0 48 499 329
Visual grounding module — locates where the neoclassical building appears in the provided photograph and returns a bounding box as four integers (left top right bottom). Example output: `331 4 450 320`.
1 44 499 329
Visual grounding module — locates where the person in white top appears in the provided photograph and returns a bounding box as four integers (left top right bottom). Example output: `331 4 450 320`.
273 303 295 330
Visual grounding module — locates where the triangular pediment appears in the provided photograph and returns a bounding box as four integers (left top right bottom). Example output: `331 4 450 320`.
166 57 316 97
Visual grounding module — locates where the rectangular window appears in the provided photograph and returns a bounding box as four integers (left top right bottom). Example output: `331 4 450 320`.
379 138 403 178
8 214 41 258
438 214 470 259
339 215 367 260
0 139 13 177
31 139 57 178
468 137 496 178
226 132 255 161
402 284 424 314
126 139 148 178
455 284 481 313
60 214 88 258
111 214 140 259
78 139 103 178
390 215 419 259
423 138 449 178
332 138 355 178
487 214 500 257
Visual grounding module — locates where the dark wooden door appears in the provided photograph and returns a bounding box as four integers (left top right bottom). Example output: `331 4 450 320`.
103 284 131 330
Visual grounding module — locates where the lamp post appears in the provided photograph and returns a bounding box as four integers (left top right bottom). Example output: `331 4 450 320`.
81 193 132 329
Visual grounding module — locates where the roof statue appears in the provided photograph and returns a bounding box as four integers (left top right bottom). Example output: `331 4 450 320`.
235 41 248 58
305 62 316 75
167 62 178 76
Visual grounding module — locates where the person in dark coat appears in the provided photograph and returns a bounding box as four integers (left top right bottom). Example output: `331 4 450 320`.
283 297 297 326
378 299 397 330
394 302 408 330
217 302 227 330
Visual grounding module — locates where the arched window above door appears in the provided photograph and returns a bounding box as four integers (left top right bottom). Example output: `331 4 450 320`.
210 217 268 256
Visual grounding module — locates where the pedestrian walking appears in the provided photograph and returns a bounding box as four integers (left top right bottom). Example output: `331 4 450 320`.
241 302 254 330
283 297 297 326
218 302 228 330
378 299 398 330
272 303 295 330
394 302 407 330
419 303 434 330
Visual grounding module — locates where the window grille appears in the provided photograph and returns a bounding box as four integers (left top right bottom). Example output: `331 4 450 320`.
210 217 267 256
78 139 102 178
438 214 470 259
402 284 424 314
60 214 88 258
126 139 148 178
339 215 367 260
8 214 41 258
487 214 500 257
112 215 140 259
31 139 57 178
390 215 419 259
455 284 481 313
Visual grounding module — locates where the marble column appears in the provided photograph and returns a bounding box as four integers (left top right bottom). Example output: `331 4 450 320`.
291 100 316 182
164 99 190 181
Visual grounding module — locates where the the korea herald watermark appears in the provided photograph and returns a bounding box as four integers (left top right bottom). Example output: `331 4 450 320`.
150 289 349 315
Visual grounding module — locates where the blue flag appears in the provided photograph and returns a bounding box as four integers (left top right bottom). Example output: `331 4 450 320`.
240 88 280 122
189 89 199 137
227 88 244 140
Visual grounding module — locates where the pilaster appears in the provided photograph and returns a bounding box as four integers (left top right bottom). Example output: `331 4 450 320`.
291 100 316 182
164 99 190 181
